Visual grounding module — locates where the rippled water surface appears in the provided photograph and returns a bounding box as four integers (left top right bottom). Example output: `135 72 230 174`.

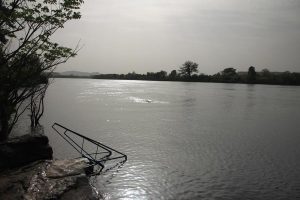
41 79 300 199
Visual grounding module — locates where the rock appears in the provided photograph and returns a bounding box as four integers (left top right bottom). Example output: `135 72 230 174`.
0 133 53 170
46 158 90 178
0 159 101 200
0 161 47 200
59 176 100 200
0 128 101 199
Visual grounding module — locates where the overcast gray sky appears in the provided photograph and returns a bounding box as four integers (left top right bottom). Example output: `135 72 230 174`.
53 0 300 74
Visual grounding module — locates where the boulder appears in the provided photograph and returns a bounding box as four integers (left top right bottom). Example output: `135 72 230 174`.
0 133 53 170
0 128 101 199
0 158 101 200
46 158 90 178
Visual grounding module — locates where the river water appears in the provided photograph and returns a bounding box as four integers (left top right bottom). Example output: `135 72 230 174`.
40 78 300 199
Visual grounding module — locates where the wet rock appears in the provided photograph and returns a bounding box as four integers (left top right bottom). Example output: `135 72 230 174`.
59 176 100 200
0 133 53 170
0 161 47 200
46 158 89 178
0 159 101 200
0 129 100 199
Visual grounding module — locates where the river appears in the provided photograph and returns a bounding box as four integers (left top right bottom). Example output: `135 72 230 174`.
40 78 300 199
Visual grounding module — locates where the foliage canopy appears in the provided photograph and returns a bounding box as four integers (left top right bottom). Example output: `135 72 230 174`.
179 61 198 78
0 0 83 140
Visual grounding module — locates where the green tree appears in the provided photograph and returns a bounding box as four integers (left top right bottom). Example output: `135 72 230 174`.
169 70 177 80
221 67 239 82
179 61 198 79
156 70 167 80
0 0 83 141
261 68 271 77
258 68 273 84
247 66 256 83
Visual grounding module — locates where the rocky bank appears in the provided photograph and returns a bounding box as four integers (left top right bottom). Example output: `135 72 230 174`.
0 131 100 200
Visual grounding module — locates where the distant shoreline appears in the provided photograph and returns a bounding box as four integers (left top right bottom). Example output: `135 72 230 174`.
51 75 300 86
51 68 300 86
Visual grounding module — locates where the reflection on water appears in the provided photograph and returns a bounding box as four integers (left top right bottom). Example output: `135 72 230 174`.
41 79 300 199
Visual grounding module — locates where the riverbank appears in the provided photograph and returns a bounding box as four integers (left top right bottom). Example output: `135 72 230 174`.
51 69 300 86
0 128 100 200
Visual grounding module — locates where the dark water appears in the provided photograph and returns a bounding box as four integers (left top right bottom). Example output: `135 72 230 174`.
40 78 300 199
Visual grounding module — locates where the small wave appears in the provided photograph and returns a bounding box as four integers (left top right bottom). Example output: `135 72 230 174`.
128 97 149 103
128 97 169 104
152 100 169 104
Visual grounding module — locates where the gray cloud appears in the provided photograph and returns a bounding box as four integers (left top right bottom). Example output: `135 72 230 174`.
54 0 300 74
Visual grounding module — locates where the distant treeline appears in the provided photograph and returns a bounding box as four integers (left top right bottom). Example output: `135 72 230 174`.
91 63 300 86
51 73 91 79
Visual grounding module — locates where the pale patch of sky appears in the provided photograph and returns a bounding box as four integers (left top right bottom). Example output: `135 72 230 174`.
53 0 300 74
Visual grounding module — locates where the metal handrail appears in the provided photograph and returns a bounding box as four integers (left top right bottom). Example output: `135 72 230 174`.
52 123 127 174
